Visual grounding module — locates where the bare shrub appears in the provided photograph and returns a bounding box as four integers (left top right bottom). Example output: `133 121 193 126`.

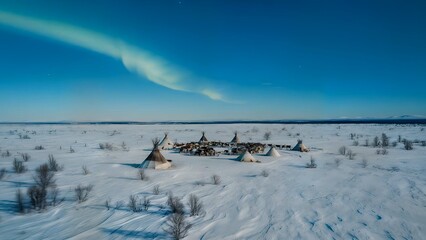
70 146 75 153
306 157 317 168
75 184 93 203
338 146 347 155
16 189 25 214
48 154 63 171
34 145 45 150
13 158 27 173
361 159 368 168
373 136 380 147
28 186 46 210
0 168 6 180
105 198 111 210
115 200 124 210
21 153 31 162
404 140 413 150
381 133 389 147
167 193 184 214
335 159 342 167
421 141 426 147
382 148 388 155
364 139 369 147
164 213 192 240
2 150 11 157
260 169 269 177
143 196 151 211
121 142 128 151
347 149 356 160
263 131 272 140
398 135 402 142
353 140 359 146
188 194 204 216
128 194 142 212
99 143 114 150
34 164 55 189
211 174 221 185
49 187 60 206
392 141 398 147
153 185 160 195
138 169 149 181
82 165 90 175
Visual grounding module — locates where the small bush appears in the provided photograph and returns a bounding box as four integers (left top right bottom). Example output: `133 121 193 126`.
35 145 45 150
188 194 204 216
49 187 60 206
70 146 75 153
2 150 11 157
306 157 317 168
421 141 426 147
48 154 63 171
361 159 368 168
164 213 192 240
13 159 27 173
263 132 271 140
373 136 380 147
138 169 148 181
335 159 342 167
211 174 221 185
153 185 160 195
99 143 114 150
21 153 31 162
143 196 151 211
16 189 25 214
75 184 93 203
353 141 359 146
338 146 347 155
392 141 398 147
28 186 47 210
82 165 90 175
34 164 55 189
128 194 142 212
0 168 6 180
381 133 389 147
364 139 369 147
346 149 356 160
167 193 185 214
260 169 269 177
115 200 124 210
121 142 128 151
404 140 413 150
104 198 111 210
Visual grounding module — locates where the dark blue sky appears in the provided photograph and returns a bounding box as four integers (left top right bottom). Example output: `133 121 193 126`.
0 0 425 121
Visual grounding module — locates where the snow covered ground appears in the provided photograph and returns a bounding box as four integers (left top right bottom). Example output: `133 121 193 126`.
0 123 425 239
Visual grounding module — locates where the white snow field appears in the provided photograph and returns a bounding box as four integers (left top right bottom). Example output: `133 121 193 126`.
0 123 425 240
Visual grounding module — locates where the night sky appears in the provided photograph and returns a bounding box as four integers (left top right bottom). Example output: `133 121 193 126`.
0 0 425 121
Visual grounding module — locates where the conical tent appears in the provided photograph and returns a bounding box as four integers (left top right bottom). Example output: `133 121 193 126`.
158 133 174 150
266 146 281 157
230 131 240 143
140 138 171 169
236 150 257 162
199 131 208 143
292 140 309 152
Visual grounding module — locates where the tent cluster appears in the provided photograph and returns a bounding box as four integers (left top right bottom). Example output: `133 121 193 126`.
139 132 310 169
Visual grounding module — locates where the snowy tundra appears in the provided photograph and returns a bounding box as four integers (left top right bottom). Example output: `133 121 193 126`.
0 123 425 240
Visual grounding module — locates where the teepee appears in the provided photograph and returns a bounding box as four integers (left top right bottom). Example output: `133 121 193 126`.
292 140 309 152
139 138 171 169
236 150 257 162
266 146 281 157
199 131 208 143
158 133 174 150
230 131 240 143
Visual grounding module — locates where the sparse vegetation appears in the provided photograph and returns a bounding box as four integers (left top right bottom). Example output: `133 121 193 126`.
361 159 368 168
264 131 272 140
34 145 45 150
404 140 413 150
1 150 11 157
128 194 142 212
138 169 149 181
346 149 356 160
143 196 151 211
82 165 90 175
211 174 221 185
48 154 63 171
70 146 75 153
21 153 31 162
306 157 317 168
13 158 27 173
75 184 93 203
335 159 342 167
188 194 204 216
0 168 6 180
153 185 160 195
260 169 269 177
164 213 192 240
28 186 46 210
34 163 55 189
338 146 347 155
373 136 380 147
105 198 111 210
167 192 185 214
99 143 114 150
353 140 359 146
16 189 25 214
